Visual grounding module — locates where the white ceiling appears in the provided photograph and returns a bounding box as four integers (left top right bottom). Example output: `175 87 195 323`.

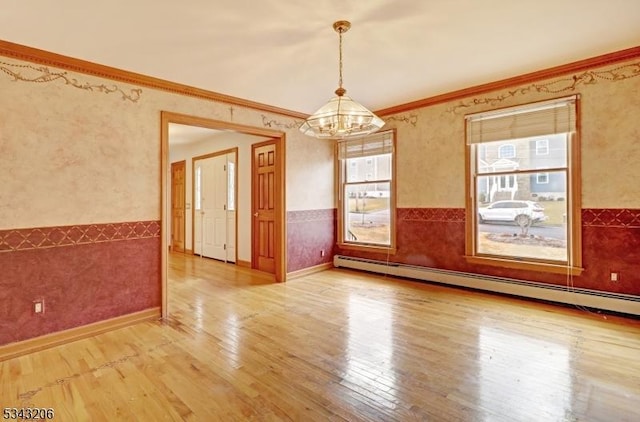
1 0 639 115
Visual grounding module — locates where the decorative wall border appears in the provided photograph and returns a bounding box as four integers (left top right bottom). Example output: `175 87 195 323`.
398 208 465 222
384 113 419 126
376 46 640 116
582 209 640 228
397 208 640 227
0 221 160 253
262 114 301 129
0 60 142 102
287 209 336 222
0 39 306 119
446 61 640 114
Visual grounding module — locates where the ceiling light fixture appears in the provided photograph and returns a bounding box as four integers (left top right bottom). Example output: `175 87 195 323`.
299 20 384 140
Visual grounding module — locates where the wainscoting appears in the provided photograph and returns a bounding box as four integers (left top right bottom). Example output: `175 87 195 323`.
0 221 161 346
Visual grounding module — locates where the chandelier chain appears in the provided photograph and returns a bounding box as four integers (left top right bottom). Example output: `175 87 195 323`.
338 28 343 90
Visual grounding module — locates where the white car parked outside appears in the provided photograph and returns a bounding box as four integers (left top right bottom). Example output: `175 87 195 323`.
478 200 547 225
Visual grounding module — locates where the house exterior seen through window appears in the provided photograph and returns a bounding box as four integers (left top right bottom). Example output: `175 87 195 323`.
337 129 396 250
498 144 516 158
465 96 582 274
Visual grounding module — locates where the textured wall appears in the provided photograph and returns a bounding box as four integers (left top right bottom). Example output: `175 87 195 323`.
339 57 640 295
0 222 161 345
0 54 335 346
387 59 640 209
287 209 335 273
0 62 157 228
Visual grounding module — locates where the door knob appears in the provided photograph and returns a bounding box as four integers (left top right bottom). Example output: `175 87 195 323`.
253 212 258 217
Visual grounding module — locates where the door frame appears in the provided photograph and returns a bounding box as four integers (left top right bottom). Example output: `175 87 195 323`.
161 111 287 318
192 147 238 262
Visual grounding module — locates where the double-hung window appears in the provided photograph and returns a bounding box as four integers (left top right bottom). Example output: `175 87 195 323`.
465 96 582 274
337 129 396 251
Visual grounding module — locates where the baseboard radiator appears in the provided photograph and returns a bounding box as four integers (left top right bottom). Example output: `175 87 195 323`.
334 255 640 317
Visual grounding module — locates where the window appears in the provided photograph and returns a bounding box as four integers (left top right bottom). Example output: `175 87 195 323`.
337 129 396 250
498 174 517 190
498 144 516 158
536 172 549 184
536 139 549 155
194 165 202 210
227 161 235 211
465 96 582 274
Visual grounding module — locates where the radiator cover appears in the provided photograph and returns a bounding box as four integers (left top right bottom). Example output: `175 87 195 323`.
333 255 640 317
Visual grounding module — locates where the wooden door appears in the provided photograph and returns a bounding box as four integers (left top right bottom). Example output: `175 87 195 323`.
170 160 186 253
252 142 276 273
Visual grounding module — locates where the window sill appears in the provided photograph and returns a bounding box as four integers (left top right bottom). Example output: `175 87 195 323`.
464 255 583 276
338 243 397 255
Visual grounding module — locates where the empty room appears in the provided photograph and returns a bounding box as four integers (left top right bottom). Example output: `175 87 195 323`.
1 1 640 420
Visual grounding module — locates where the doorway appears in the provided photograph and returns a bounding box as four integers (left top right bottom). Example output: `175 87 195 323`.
161 111 287 318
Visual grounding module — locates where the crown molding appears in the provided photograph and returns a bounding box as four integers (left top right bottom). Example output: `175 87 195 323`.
0 39 307 120
376 46 640 116
2 39 638 121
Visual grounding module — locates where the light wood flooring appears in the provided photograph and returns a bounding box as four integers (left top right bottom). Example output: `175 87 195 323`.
2 252 640 421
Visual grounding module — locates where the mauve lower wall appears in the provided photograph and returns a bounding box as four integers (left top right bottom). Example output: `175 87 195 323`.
287 209 335 273
0 221 161 345
337 208 640 296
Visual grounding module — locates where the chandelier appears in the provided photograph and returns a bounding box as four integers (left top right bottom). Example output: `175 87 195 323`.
299 20 384 140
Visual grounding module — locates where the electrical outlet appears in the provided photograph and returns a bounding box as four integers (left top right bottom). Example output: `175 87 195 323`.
610 272 619 282
320 249 325 257
33 299 45 314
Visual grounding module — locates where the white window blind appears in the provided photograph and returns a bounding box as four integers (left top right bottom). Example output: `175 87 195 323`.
466 96 577 144
337 129 394 159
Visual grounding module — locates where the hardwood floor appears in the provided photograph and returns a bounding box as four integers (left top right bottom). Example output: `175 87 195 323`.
2 252 640 421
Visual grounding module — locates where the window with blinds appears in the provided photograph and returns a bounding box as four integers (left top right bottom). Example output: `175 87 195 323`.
337 129 396 249
464 96 582 274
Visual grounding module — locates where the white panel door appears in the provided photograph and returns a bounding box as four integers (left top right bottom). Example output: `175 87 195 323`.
203 154 226 260
194 152 237 261
193 152 237 262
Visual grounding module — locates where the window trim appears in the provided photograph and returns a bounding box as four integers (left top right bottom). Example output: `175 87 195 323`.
336 129 397 253
464 96 583 275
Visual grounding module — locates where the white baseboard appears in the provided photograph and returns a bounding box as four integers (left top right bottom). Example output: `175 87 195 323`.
334 256 640 316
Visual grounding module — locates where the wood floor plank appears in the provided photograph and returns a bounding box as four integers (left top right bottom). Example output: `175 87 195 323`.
2 252 640 420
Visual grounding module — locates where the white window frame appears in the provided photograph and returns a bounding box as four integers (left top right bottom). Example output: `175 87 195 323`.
536 139 550 155
536 172 549 184
337 129 396 252
498 144 516 158
465 96 582 275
